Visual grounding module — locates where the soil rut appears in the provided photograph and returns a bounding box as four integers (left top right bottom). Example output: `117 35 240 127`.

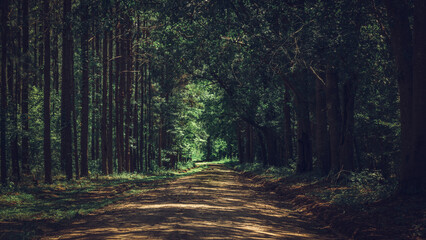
42 164 341 239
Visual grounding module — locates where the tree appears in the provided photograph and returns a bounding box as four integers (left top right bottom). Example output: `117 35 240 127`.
21 0 29 175
80 0 89 177
101 30 109 175
61 0 73 180
407 0 426 194
1 0 9 185
43 0 52 183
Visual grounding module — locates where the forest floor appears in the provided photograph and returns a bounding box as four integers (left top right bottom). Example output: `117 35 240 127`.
38 164 341 240
236 168 425 240
2 163 424 239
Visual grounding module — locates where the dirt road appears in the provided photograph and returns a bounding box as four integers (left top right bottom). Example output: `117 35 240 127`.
42 164 340 239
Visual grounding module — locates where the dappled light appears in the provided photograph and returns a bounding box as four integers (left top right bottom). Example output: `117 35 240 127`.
42 165 338 239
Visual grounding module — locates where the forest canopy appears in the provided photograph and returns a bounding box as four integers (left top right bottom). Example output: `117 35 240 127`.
0 0 425 196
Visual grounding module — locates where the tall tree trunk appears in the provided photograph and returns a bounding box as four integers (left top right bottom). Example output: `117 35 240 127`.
148 62 153 170
101 31 108 175
108 31 114 174
80 0 89 177
1 0 9 185
133 55 139 172
12 16 21 182
124 23 133 172
43 0 52 183
383 0 414 193
340 74 357 171
315 78 330 174
61 0 73 180
407 0 426 194
21 0 29 176
325 67 341 172
71 40 79 179
115 22 123 173
94 34 100 165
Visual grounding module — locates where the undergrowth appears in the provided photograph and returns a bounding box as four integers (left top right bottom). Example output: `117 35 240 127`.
0 161 202 223
226 161 397 205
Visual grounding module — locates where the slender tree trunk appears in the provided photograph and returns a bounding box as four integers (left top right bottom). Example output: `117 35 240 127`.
124 23 133 172
1 0 9 185
236 122 244 163
295 97 313 173
257 131 268 166
325 67 341 172
80 0 89 177
407 0 426 194
315 78 330 174
340 74 357 171
43 0 52 183
246 123 254 163
264 128 278 166
94 34 100 165
115 23 123 173
133 25 139 171
61 0 73 180
283 89 293 162
158 119 162 165
21 0 29 176
101 31 108 175
71 39 79 179
133 59 139 172
33 20 37 86
108 31 114 174
52 32 59 92
148 62 153 170
12 17 21 182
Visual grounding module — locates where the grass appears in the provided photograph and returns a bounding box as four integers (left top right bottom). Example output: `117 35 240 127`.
225 160 397 205
0 161 206 223
223 160 296 179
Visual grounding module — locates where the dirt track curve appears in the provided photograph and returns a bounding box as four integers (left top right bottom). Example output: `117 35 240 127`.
42 164 341 240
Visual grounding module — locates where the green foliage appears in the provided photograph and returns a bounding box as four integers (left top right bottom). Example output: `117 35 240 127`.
311 170 397 206
228 161 295 179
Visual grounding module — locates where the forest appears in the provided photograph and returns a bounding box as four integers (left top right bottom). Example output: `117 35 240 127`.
0 0 425 239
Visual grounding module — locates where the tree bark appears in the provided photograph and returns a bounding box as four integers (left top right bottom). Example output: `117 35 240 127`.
407 0 426 194
340 74 357 171
101 31 108 175
11 27 20 182
1 0 9 185
283 89 293 162
108 31 114 174
43 0 52 183
21 0 29 176
295 97 313 173
325 67 341 172
61 0 73 180
315 77 330 174
80 0 89 177
383 0 414 193
115 21 123 173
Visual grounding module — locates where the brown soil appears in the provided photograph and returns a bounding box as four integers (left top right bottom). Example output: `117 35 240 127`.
41 165 341 240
